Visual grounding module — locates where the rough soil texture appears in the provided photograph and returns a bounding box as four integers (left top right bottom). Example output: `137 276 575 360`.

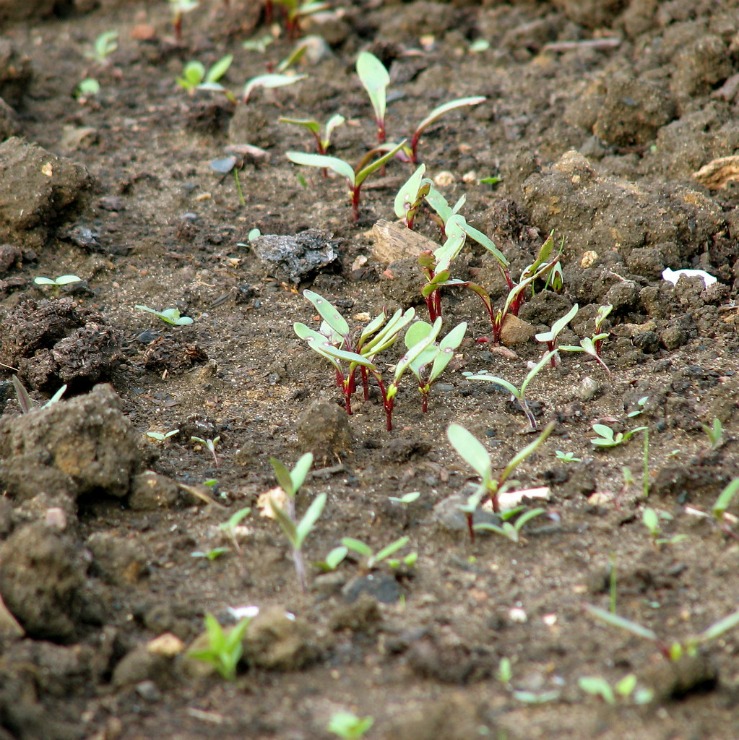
0 1 738 738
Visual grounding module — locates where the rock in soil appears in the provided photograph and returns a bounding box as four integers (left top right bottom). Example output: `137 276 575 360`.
0 383 140 503
296 400 353 463
250 229 339 284
243 606 317 671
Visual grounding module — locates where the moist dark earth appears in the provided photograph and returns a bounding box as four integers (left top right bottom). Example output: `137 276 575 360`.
0 1 738 738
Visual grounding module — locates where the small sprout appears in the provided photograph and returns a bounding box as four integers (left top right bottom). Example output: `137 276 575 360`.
327 711 374 740
177 54 233 93
76 78 100 97
464 351 555 430
480 175 501 186
534 304 579 367
191 547 229 561
388 491 421 505
187 613 250 681
627 395 649 418
218 507 252 552
356 50 389 143
642 507 687 546
286 140 406 222
247 227 262 242
590 423 647 449
243 73 306 104
712 478 739 524
394 163 432 229
702 418 724 449
497 657 513 685
342 536 411 570
12 376 66 414
191 436 221 467
242 34 274 53
555 450 581 463
135 305 194 326
85 30 118 64
474 506 547 543
273 0 330 39
559 304 612 373
469 39 490 53
34 274 82 288
146 429 179 442
169 0 199 43
578 675 653 706
314 545 348 572
279 113 345 155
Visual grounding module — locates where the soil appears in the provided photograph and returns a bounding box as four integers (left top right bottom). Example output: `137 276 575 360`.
0 1 738 738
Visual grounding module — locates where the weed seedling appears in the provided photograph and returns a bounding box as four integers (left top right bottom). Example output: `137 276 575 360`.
702 418 725 449
169 0 199 44
146 429 179 442
341 536 411 571
191 436 221 467
279 114 345 155
356 50 390 143
286 140 406 221
314 545 348 573
219 507 252 553
555 450 581 463
560 304 612 374
135 305 193 326
12 376 66 414
269 453 325 591
388 491 421 505
464 351 555 430
327 711 374 740
187 613 250 680
34 275 82 293
578 674 653 705
75 78 100 98
85 31 118 64
474 506 547 543
712 478 739 526
447 421 554 539
404 319 467 413
642 507 687 546
585 604 739 662
191 547 229 561
177 55 233 93
534 304 579 367
627 395 649 418
590 423 647 449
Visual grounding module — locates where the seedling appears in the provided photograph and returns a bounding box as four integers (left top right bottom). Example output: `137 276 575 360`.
146 429 179 442
590 423 647 449
585 603 739 662
642 507 687 546
341 535 411 570
187 613 251 681
12 376 66 414
555 450 581 463
394 164 432 229
191 547 229 561
356 51 390 143
85 30 118 64
273 0 329 38
314 545 348 572
210 153 248 207
497 657 513 685
286 140 406 221
702 418 724 449
627 396 649 418
177 55 233 93
534 304 579 367
76 78 100 98
388 491 421 505
169 0 199 44
242 34 273 53
135 305 193 326
269 453 325 591
279 114 345 155
219 507 252 552
474 506 547 543
404 319 467 412
447 421 554 541
191 436 221 467
560 304 612 373
327 711 374 740
243 72 306 103
578 674 653 705
712 478 739 525
464 351 555 430
34 275 82 291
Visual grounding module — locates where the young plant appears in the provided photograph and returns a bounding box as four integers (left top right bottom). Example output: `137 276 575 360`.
560 304 612 373
642 507 687 546
268 452 325 592
341 535 412 570
169 0 199 44
464 351 555 430
590 423 647 449
627 395 649 418
578 674 653 706
177 55 233 93
585 604 739 663
314 545 348 573
219 507 252 553
273 0 329 39
555 450 581 463
191 547 229 561
135 304 193 326
712 478 739 526
394 164 432 229
12 376 66 414
474 506 547 543
327 711 374 740
534 304 579 367
34 275 82 291
702 418 724 449
356 51 389 143
187 613 251 681
388 491 421 506
447 421 554 540
404 319 467 413
279 114 345 155
146 429 179 442
286 140 406 222
85 31 118 64
191 436 221 467
243 72 306 103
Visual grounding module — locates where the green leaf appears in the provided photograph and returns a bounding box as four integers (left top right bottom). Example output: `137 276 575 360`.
404 320 433 349
290 452 313 494
642 507 660 535
362 307 415 357
312 340 376 369
55 274 83 285
243 73 306 102
535 304 579 343
433 232 466 274
324 114 345 145
182 60 205 87
287 151 355 185
270 457 296 497
393 317 441 382
341 537 373 558
447 424 491 482
270 498 298 549
695 609 739 644
302 290 350 337
712 478 739 520
372 536 409 564
413 96 486 140
615 674 638 697
514 507 546 531
355 140 406 186
465 373 519 398
459 220 509 268
356 51 389 126
394 164 428 219
584 604 659 642
280 116 321 135
324 546 348 570
358 311 387 344
501 422 555 483
579 676 615 705
295 492 326 548
206 54 233 83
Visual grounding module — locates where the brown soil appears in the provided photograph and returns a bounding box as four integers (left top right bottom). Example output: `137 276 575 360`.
0 1 737 738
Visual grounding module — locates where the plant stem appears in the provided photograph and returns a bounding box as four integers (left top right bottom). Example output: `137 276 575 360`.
232 169 245 207
642 428 650 499
351 186 360 222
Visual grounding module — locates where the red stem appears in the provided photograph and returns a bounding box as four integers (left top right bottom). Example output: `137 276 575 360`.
351 186 360 222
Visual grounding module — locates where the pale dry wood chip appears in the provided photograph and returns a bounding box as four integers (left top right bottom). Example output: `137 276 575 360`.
371 219 438 264
693 155 739 189
257 486 287 518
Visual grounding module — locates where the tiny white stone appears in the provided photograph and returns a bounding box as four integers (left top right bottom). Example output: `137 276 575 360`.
509 606 528 623
662 267 717 288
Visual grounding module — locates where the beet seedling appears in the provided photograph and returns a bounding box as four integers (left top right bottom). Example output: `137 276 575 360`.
191 435 221 467
447 422 554 542
464 351 555 430
590 423 647 449
177 55 233 94
560 304 612 373
219 507 252 553
187 613 251 681
341 535 412 571
535 304 579 367
135 305 193 326
273 0 329 39
356 51 390 143
146 428 179 442
169 0 199 44
286 140 405 221
702 417 724 449
279 114 345 155
243 72 307 103
394 164 433 229
474 506 547 543
404 319 467 413
555 450 581 463
585 604 739 663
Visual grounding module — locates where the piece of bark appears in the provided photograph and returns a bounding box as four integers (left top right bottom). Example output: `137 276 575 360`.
371 220 438 264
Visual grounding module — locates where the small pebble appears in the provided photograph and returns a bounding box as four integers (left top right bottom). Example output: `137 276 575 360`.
578 376 600 401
